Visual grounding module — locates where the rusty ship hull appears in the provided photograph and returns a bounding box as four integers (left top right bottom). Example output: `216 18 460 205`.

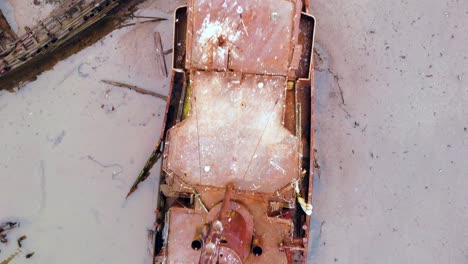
152 0 316 263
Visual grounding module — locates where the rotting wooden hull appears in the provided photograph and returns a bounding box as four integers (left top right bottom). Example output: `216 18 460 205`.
0 0 121 79
152 0 316 263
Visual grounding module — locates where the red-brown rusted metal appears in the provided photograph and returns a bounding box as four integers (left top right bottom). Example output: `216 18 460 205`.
198 184 254 263
153 0 315 263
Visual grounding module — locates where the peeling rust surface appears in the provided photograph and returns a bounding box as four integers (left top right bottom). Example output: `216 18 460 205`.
186 0 302 75
164 72 299 193
154 0 315 263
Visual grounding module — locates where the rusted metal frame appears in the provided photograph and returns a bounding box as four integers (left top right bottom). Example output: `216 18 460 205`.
295 11 316 261
172 6 188 69
130 5 189 200
151 70 190 259
184 0 194 69
218 183 234 219
163 170 298 217
302 0 310 13
287 0 304 80
161 83 304 258
299 10 316 220
203 191 255 263
155 1 313 262
199 184 234 263
273 12 316 258
165 73 300 191
162 150 301 200
163 168 296 210
147 67 208 259
298 12 316 81
154 205 171 262
275 10 316 262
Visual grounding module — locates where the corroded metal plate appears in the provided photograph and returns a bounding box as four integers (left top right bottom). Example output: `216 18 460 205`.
164 71 299 193
154 0 315 262
186 0 302 75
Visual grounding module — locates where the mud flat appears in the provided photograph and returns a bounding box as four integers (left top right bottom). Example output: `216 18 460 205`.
309 0 468 263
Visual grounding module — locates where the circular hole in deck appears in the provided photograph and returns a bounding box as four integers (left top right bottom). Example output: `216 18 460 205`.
252 246 263 256
191 240 202 251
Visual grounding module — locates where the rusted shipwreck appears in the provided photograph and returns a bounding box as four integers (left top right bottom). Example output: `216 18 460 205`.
150 0 316 263
0 0 120 78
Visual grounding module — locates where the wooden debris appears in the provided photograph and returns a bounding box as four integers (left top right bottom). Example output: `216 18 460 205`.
163 48 173 55
101 80 167 100
116 17 167 29
0 222 18 243
0 250 19 264
112 15 167 20
0 0 121 79
17 235 27 248
0 10 18 40
154 32 168 77
126 143 163 199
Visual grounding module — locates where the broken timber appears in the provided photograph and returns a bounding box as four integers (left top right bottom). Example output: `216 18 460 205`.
153 32 168 77
101 79 167 99
0 10 17 41
0 0 122 79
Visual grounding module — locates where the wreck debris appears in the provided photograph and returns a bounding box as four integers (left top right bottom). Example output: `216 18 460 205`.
126 145 163 198
0 0 122 79
293 179 313 215
0 222 18 243
0 10 17 42
1 0 164 90
153 32 168 77
17 235 27 248
101 80 167 100
163 48 173 55
0 250 19 264
0 222 36 262
147 229 156 256
0 223 23 264
116 16 167 29
148 0 316 262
